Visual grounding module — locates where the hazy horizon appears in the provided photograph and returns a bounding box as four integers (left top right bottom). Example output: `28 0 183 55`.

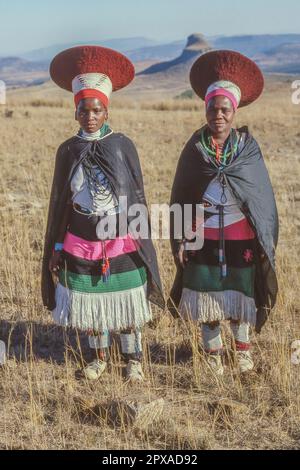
0 0 299 56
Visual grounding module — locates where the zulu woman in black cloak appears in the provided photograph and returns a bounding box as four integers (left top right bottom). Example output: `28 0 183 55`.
169 51 278 375
42 46 164 382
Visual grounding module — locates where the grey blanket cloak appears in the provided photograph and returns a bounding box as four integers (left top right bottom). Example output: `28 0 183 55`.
42 133 165 312
169 127 278 333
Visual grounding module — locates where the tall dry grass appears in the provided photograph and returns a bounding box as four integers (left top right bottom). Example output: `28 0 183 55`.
0 77 300 449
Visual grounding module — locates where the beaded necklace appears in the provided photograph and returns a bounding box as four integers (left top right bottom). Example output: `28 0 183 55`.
200 126 240 167
199 126 241 279
77 123 115 210
82 151 114 210
77 122 112 141
78 124 116 283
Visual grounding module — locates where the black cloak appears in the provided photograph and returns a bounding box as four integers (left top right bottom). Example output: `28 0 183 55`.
42 133 165 312
169 127 279 333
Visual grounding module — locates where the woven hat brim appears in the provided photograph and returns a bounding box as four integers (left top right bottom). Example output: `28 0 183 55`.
190 50 264 107
50 45 135 92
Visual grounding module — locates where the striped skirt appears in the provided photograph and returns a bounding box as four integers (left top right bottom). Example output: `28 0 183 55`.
179 217 257 325
53 211 152 331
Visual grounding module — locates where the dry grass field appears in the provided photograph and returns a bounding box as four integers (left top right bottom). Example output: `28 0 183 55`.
0 75 300 450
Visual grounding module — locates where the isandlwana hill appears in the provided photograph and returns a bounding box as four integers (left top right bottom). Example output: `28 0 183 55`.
138 33 212 75
120 32 300 99
126 34 212 97
2 32 300 96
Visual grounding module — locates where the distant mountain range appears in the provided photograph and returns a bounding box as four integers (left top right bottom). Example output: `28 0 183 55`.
127 40 185 63
1 33 300 89
19 37 158 62
13 33 300 65
0 57 45 73
213 34 300 57
0 57 48 87
256 42 300 73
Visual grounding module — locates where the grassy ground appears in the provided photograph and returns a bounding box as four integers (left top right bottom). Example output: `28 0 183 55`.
0 77 300 449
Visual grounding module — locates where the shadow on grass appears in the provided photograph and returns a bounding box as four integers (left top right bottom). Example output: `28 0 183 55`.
0 320 196 367
0 320 92 365
148 340 194 365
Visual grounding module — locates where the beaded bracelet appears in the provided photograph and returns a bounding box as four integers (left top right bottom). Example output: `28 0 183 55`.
54 243 64 252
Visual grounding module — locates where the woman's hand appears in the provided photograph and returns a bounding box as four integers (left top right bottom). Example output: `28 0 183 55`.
176 241 189 269
49 251 62 274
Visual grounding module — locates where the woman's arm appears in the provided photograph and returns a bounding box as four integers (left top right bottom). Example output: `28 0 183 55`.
42 139 75 308
45 143 72 273
55 201 72 244
48 201 72 274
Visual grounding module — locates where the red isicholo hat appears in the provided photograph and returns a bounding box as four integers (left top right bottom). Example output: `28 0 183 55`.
49 45 135 108
190 50 264 108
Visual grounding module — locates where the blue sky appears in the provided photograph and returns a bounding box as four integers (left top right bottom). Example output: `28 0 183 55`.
0 0 300 55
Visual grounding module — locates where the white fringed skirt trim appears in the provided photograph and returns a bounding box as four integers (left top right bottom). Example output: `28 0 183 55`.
52 282 152 331
179 288 257 326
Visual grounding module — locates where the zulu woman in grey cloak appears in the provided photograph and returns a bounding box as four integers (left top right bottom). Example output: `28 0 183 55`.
42 46 164 382
169 51 278 375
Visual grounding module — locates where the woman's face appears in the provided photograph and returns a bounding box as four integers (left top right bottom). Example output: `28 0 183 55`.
75 97 108 133
206 95 235 136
